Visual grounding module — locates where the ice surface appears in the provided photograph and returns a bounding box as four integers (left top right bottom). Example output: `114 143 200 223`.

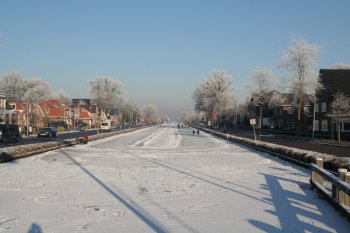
1 124 349 233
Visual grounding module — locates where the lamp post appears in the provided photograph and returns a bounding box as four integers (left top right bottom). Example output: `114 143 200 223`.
256 104 263 140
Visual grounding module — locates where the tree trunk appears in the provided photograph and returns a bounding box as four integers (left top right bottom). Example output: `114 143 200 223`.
296 102 302 136
338 120 341 143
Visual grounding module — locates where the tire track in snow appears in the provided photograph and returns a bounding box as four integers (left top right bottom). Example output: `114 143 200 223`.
131 127 182 149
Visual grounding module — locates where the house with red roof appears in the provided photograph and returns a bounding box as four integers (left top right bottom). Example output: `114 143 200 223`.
38 98 73 130
72 99 101 129
73 104 92 129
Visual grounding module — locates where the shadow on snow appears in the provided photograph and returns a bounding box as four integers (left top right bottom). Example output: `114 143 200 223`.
59 149 169 233
123 151 347 233
249 172 347 233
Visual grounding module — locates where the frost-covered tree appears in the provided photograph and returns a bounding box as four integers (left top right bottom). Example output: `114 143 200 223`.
279 37 321 134
142 104 158 123
24 78 52 104
192 70 234 126
89 76 124 115
23 78 53 128
249 67 274 105
330 92 350 142
56 89 72 105
120 100 139 124
0 72 25 100
181 111 205 125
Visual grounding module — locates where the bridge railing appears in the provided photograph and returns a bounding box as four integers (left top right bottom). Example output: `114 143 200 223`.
310 158 350 217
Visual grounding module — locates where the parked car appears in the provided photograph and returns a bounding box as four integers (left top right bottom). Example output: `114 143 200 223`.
37 127 57 137
100 120 112 132
0 124 20 142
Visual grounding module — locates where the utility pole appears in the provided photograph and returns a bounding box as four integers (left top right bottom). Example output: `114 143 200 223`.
256 104 263 140
26 96 29 136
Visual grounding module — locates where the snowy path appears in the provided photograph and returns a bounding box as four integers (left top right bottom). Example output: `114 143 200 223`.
1 124 349 233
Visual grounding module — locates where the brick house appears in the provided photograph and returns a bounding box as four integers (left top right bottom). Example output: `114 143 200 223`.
72 99 102 129
315 69 350 139
251 90 312 135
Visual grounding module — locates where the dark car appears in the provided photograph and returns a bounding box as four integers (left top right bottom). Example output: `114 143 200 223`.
0 124 20 142
37 127 57 137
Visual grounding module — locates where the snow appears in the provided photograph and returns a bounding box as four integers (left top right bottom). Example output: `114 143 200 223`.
1 124 349 233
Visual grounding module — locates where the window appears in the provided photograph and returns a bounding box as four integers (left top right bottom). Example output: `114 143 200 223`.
342 123 350 131
315 103 319 112
314 120 319 131
321 120 328 132
321 103 327 112
287 119 295 129
287 107 295 114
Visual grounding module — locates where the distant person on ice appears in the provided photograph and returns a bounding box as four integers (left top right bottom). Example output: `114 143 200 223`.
193 130 195 135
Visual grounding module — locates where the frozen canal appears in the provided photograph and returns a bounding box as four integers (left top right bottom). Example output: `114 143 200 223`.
1 124 349 233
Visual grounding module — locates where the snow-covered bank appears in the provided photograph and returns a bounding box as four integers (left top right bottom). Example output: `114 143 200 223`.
1 124 349 232
197 127 350 172
0 126 151 163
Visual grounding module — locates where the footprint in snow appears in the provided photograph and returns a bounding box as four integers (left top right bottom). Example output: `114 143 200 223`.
138 186 148 194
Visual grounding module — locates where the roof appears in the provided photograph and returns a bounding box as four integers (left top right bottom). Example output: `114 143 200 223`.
319 69 350 96
74 106 91 119
79 107 91 118
16 102 24 111
39 99 65 117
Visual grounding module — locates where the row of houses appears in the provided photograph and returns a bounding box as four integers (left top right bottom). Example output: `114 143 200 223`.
211 69 349 140
0 97 116 133
254 69 350 139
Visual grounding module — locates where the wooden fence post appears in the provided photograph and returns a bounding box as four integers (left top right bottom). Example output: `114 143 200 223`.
345 172 350 207
316 158 324 185
338 169 347 205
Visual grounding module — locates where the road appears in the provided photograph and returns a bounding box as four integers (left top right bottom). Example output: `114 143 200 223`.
0 126 136 148
0 124 349 232
0 129 98 148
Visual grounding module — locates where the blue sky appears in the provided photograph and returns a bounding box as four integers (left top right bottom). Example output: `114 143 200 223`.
1 0 350 119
